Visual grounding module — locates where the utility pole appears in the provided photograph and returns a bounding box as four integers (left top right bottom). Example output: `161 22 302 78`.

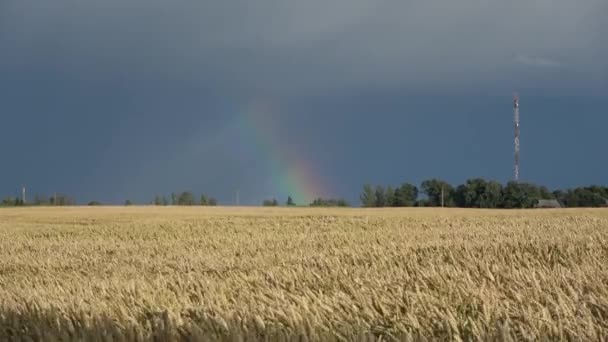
441 185 444 208
513 93 520 182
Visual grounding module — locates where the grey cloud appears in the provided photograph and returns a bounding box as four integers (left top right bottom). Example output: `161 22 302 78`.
515 54 562 68
1 0 606 94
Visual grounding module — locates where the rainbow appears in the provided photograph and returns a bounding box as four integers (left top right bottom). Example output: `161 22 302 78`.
237 100 326 205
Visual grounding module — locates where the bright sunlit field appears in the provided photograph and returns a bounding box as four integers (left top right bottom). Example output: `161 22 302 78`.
1 207 607 341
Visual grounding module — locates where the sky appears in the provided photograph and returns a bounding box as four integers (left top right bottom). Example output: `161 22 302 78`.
0 0 606 205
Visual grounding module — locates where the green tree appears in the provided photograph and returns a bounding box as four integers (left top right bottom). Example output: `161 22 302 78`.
263 199 278 206
455 178 503 208
49 194 74 206
124 200 133 206
33 194 48 206
502 182 525 208
538 186 554 200
162 196 169 206
374 185 386 207
501 182 541 208
360 184 376 207
393 183 418 207
171 193 177 205
286 196 295 206
177 192 196 206
415 199 430 207
385 186 395 207
553 190 566 206
394 183 417 207
153 195 162 206
310 198 349 207
208 198 218 206
88 201 101 206
557 187 606 207
482 180 504 208
421 179 454 207
200 194 208 206
1 197 15 206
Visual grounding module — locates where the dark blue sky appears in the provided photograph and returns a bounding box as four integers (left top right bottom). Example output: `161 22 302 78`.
1 1 606 205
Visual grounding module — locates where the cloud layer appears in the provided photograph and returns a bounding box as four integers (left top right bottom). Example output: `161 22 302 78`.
2 0 606 94
515 55 562 68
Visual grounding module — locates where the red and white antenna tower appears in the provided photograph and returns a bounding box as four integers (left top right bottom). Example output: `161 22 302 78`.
513 93 520 182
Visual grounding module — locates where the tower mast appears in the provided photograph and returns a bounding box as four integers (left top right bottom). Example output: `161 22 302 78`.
513 93 520 182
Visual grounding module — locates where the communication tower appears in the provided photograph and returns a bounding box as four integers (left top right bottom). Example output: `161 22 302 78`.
513 94 520 182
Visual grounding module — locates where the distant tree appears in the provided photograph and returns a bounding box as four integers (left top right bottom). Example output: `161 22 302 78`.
579 187 605 207
374 186 386 207
501 182 526 208
200 194 208 206
88 201 101 206
385 186 395 208
351 180 608 209
310 198 350 207
177 192 196 206
538 186 555 201
482 180 504 208
454 178 503 208
557 187 606 207
171 193 177 205
33 194 48 206
208 198 218 206
286 196 295 206
124 200 133 206
162 196 169 206
153 195 162 206
263 199 279 206
455 183 471 208
501 182 542 208
583 186 608 203
553 190 566 206
360 184 376 207
53 194 75 206
0 193 74 206
415 199 430 207
1 197 15 206
421 179 455 207
393 183 418 207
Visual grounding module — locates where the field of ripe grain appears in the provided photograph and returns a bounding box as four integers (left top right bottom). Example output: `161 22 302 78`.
1 207 607 341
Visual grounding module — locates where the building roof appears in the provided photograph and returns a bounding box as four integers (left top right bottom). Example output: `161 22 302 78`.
536 199 562 208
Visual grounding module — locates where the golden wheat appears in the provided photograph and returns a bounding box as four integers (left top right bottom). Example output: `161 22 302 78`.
0 207 607 341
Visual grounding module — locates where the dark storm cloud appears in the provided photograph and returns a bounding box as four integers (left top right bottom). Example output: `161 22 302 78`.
2 0 606 94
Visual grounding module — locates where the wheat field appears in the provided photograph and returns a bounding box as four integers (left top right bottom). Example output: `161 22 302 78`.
0 207 607 341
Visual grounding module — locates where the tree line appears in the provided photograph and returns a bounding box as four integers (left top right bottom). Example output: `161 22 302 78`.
1 194 76 207
2 180 606 208
262 196 349 207
151 192 218 206
360 178 608 208
0 191 219 207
